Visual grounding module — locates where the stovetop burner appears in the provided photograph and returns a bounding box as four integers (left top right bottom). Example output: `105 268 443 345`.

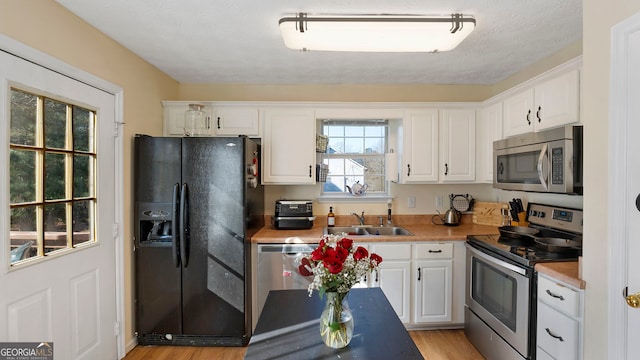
467 203 583 267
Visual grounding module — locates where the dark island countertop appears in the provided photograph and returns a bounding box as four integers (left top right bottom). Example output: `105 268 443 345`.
244 288 424 360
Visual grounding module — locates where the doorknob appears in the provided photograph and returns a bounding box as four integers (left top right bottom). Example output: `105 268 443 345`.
624 287 640 308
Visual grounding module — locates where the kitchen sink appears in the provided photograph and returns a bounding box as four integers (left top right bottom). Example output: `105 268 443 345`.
323 226 413 236
364 227 414 236
324 226 369 235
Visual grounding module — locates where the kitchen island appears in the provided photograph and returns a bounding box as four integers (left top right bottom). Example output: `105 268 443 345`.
244 288 424 360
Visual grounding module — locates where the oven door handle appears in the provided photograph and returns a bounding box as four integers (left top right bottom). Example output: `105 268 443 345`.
466 244 528 276
537 143 549 190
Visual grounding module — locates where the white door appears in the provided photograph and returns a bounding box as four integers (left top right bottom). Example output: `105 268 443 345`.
0 51 118 359
402 109 439 183
610 10 640 360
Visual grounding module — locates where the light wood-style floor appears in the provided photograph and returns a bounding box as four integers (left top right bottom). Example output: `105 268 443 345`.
123 329 485 360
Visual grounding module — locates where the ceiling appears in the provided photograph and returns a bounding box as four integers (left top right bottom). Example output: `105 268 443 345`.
54 0 582 85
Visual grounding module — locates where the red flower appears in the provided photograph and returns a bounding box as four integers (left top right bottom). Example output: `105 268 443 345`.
337 238 353 250
311 246 324 261
323 255 344 274
335 246 349 262
370 253 383 265
298 257 313 276
353 246 369 261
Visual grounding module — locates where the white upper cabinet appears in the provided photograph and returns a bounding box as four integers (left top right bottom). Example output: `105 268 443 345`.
213 106 260 136
262 108 316 184
476 102 502 183
162 101 215 136
503 69 580 137
400 109 439 183
439 109 476 182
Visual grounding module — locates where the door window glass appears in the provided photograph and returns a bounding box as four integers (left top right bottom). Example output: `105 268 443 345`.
9 88 97 265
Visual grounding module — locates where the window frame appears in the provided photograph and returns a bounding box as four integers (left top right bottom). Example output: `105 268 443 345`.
317 118 392 202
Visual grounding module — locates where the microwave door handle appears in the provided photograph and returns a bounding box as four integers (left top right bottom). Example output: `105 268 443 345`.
537 144 548 190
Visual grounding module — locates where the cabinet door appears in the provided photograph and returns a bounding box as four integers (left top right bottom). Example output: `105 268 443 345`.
401 109 439 183
439 109 476 182
372 261 411 323
413 259 453 323
502 89 535 137
213 106 260 136
369 243 412 324
163 102 214 136
534 69 580 131
262 108 316 184
476 102 502 183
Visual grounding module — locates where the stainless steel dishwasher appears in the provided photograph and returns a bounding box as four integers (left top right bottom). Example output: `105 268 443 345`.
256 243 317 316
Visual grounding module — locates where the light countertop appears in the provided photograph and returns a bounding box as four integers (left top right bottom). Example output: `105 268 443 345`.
536 261 586 289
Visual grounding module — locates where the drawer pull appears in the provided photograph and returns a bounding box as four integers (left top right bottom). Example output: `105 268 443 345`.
545 328 565 342
546 289 565 301
428 249 443 253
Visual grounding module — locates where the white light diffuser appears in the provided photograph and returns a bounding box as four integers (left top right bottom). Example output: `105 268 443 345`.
279 14 475 52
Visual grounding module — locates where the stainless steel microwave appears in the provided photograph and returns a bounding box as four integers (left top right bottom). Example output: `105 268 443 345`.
493 125 583 194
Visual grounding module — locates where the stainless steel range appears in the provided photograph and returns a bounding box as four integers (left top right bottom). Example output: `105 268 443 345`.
465 203 582 360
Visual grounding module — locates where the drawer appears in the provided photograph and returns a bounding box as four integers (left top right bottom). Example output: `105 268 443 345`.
538 275 580 317
369 243 411 260
413 243 453 259
537 302 579 360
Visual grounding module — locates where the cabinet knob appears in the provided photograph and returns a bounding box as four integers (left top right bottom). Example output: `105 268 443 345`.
536 106 542 123
217 116 221 129
407 164 411 177
526 109 531 125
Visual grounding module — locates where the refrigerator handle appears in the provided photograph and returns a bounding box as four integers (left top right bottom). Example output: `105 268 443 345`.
179 182 189 267
171 183 180 267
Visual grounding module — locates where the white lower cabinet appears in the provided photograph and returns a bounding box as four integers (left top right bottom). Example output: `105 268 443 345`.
369 243 412 324
368 241 463 328
412 243 453 323
536 273 584 360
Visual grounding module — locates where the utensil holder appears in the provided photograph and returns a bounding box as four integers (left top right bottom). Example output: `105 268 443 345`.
510 212 529 226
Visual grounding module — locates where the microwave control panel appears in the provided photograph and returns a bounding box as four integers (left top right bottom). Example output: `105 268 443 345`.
551 147 564 185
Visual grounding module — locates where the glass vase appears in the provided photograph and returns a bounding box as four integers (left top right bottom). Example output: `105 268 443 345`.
319 292 354 348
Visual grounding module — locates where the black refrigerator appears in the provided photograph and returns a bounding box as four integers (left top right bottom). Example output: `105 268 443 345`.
133 135 264 346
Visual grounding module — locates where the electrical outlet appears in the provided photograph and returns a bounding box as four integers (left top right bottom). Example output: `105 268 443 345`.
408 196 416 208
435 195 443 208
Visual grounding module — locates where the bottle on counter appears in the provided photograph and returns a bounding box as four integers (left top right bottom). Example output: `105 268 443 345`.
327 206 335 227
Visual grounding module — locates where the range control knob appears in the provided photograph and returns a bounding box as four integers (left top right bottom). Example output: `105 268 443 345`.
538 212 545 218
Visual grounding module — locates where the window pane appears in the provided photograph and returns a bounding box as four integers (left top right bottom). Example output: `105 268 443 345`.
45 152 67 200
365 126 384 137
74 154 92 198
44 203 67 254
326 125 343 137
328 138 343 153
44 98 67 149
10 149 36 203
345 125 363 137
344 138 364 153
73 106 93 152
10 89 37 146
73 200 93 246
10 206 37 263
365 138 384 153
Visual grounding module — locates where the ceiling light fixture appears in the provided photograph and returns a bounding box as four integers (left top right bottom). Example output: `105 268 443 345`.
278 13 476 53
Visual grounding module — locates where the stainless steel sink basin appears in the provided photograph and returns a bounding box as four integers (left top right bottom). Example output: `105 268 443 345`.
323 226 413 236
364 227 414 236
324 226 369 235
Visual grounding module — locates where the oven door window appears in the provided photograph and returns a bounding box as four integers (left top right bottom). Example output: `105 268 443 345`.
471 257 518 331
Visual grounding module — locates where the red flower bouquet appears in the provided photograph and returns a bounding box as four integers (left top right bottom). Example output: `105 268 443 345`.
298 234 383 297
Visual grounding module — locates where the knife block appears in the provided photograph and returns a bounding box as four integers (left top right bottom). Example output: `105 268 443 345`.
510 212 529 227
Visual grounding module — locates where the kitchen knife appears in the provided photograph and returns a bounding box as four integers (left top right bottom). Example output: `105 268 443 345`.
516 198 524 212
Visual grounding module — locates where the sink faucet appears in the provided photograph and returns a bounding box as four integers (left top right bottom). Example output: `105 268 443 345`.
351 211 365 225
